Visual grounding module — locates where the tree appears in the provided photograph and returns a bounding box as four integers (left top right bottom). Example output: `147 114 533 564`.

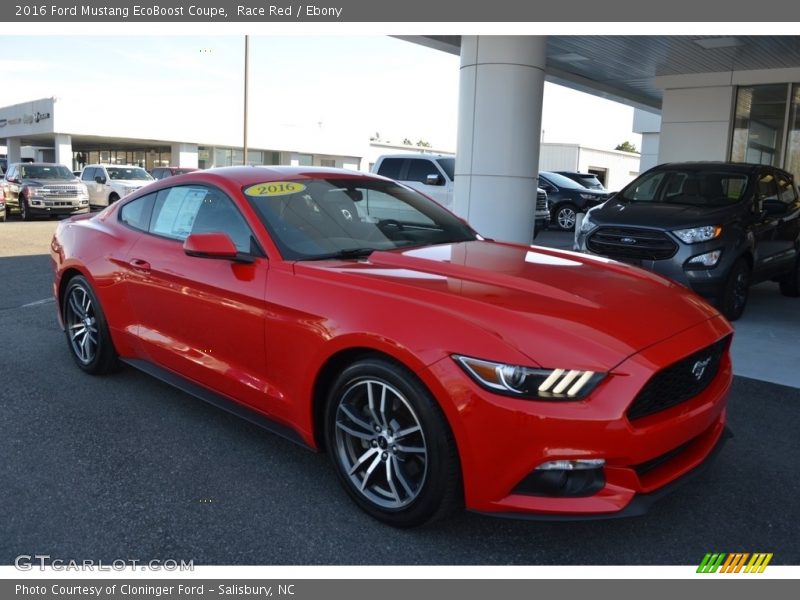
615 141 639 153
415 140 431 148
402 138 412 145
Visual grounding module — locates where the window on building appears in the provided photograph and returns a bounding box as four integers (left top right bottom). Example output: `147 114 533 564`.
320 158 336 167
731 84 788 167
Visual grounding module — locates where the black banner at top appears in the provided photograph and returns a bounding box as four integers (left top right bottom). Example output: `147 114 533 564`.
1 0 799 22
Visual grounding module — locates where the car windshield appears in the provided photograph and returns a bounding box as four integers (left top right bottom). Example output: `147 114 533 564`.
20 165 75 179
541 172 585 190
244 177 477 260
618 169 750 206
107 167 152 181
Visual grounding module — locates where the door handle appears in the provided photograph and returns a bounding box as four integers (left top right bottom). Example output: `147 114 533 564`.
128 258 151 273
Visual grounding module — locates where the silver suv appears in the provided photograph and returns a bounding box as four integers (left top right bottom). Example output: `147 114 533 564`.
81 164 154 208
3 162 90 220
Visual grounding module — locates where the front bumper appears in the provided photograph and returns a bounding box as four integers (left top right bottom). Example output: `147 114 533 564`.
426 315 733 517
26 199 90 217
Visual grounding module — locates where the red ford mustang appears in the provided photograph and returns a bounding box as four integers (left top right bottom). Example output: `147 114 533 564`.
51 166 733 527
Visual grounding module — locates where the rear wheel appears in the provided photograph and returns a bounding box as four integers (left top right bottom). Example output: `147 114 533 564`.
554 203 578 231
778 254 800 297
62 275 119 374
324 358 462 528
719 258 750 321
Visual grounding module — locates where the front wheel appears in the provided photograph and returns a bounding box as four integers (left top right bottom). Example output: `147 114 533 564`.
779 254 800 297
108 193 120 205
719 258 750 321
554 203 578 231
324 358 462 528
62 275 119 374
19 195 30 221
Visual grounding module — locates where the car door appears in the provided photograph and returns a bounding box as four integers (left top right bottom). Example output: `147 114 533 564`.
751 168 793 278
81 167 102 206
122 183 273 411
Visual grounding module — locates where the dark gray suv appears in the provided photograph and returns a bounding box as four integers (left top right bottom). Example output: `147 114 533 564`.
575 162 800 320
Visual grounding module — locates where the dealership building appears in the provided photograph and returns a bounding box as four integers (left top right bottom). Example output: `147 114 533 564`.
3 36 800 244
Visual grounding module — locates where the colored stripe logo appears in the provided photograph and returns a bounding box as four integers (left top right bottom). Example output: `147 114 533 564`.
697 552 773 573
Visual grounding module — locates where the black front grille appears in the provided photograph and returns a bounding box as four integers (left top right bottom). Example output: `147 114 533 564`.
627 336 730 421
587 227 678 260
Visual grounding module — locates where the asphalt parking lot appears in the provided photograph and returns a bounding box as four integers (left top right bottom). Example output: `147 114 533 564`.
1 219 799 565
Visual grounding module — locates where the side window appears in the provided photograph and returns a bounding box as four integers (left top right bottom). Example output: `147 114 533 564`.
150 185 255 254
81 167 95 182
6 165 16 180
757 171 778 201
776 172 797 204
376 158 404 180
406 159 438 184
119 193 156 231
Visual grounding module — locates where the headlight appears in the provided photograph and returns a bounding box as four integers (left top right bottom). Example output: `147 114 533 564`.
673 225 722 244
27 187 43 197
579 193 598 201
453 355 605 400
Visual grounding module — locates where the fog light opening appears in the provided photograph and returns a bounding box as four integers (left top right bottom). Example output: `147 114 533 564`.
513 459 606 497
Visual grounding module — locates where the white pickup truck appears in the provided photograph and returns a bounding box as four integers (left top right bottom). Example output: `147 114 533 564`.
372 153 549 234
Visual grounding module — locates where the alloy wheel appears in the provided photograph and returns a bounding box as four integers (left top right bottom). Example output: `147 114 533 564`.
65 285 98 365
333 377 428 509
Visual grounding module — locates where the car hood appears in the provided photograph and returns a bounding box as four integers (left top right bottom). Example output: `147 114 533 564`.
303 240 720 370
591 198 736 229
22 178 81 186
112 179 151 186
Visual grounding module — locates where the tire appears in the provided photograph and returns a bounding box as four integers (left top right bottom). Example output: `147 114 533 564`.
324 358 462 528
19 195 30 221
719 258 750 321
62 275 119 374
554 203 578 231
108 193 120 205
779 254 800 297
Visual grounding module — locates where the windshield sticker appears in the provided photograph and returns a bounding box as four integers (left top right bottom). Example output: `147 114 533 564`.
245 182 307 197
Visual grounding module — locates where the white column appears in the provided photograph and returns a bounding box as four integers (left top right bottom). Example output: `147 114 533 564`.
455 36 546 244
6 138 22 164
171 142 199 168
54 134 73 168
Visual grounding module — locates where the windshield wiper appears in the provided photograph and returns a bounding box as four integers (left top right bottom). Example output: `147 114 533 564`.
301 247 380 261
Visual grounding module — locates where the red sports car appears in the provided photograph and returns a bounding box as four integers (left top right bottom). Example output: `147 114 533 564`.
51 166 733 527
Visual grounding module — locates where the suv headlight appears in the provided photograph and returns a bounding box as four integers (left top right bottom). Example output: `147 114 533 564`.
673 225 722 244
27 187 43 197
579 193 598 201
453 355 605 400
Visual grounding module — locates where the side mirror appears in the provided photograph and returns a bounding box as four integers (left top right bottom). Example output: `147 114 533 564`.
184 232 246 261
94 175 107 184
425 173 444 186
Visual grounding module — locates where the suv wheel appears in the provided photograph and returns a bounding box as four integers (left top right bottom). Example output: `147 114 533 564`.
19 195 30 221
778 254 800 297
554 203 578 231
719 258 750 321
108 192 120 205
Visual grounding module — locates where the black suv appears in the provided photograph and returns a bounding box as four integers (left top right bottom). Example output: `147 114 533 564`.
575 162 800 320
554 171 606 191
538 171 608 231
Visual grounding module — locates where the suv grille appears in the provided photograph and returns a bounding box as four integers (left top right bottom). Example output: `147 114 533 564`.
41 185 83 199
627 336 730 421
587 227 678 260
536 190 548 212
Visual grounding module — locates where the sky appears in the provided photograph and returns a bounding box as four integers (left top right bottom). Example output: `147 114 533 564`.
0 35 641 153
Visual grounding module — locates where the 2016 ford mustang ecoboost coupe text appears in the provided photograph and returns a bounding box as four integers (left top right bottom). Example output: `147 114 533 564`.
51 166 733 527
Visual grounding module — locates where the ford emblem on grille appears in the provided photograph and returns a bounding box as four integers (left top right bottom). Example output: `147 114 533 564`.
620 237 637 244
691 357 712 380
